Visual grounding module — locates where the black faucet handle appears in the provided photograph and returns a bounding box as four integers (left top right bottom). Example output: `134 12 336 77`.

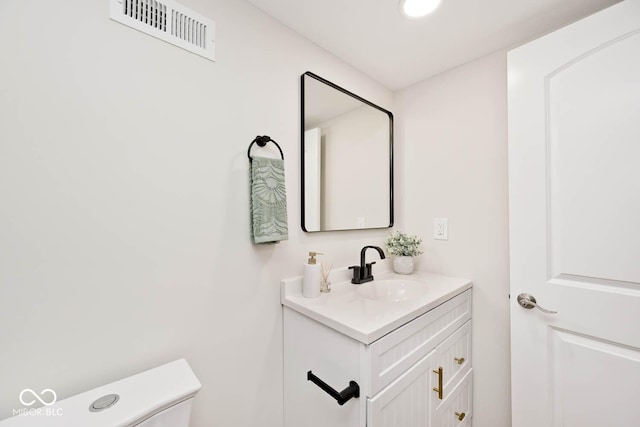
365 262 377 278
349 265 362 284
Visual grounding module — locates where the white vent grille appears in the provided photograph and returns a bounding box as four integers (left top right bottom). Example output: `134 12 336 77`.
110 0 215 61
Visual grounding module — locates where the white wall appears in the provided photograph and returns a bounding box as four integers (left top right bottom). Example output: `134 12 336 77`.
395 52 512 427
0 1 395 426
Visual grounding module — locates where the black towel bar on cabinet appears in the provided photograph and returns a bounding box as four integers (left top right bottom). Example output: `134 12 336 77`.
307 370 360 406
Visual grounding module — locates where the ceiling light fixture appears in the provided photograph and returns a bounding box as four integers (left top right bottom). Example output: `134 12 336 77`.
399 0 441 18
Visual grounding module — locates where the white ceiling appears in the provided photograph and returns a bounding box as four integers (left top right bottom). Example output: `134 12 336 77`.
247 0 621 90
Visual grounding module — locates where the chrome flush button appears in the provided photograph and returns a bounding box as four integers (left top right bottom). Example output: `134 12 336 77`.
89 394 120 412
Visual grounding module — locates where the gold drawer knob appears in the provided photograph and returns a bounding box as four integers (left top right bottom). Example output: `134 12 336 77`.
455 411 466 421
454 357 465 365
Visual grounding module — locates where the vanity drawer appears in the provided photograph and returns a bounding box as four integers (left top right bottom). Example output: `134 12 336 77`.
430 320 472 405
431 369 473 427
366 350 434 427
366 290 471 396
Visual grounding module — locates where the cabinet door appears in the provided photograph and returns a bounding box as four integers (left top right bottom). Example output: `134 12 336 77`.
431 369 473 427
367 350 434 427
429 321 472 411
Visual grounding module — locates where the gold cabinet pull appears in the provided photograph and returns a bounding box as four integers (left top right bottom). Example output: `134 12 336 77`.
432 367 443 400
454 357 465 365
455 412 466 421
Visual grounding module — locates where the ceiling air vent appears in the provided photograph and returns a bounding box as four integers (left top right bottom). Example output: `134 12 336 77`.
109 0 215 61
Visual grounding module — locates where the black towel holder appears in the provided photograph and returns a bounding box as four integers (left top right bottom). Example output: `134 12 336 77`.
307 371 360 406
247 135 284 162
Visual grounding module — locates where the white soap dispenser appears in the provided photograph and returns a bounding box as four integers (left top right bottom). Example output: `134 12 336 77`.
302 251 322 298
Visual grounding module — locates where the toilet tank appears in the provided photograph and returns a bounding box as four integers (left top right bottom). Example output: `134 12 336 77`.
0 359 201 427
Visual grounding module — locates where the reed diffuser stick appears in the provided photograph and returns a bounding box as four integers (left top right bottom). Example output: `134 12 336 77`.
320 262 333 293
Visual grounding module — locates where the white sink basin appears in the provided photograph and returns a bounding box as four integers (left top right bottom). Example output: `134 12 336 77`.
355 279 427 302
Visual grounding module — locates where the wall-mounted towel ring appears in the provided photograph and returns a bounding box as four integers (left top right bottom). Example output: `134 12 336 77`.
247 135 284 162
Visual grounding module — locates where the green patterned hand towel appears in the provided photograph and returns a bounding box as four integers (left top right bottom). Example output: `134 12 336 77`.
250 156 289 244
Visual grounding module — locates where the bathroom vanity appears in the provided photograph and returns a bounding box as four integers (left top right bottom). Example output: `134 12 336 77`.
282 270 472 427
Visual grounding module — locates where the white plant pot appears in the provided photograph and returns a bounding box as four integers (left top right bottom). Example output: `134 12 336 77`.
393 256 414 275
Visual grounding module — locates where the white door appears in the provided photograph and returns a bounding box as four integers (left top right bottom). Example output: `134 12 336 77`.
508 1 640 426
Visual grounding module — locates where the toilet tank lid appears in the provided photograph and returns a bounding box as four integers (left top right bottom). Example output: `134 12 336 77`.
0 359 201 427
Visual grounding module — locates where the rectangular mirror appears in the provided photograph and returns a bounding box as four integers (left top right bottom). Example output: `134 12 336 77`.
301 72 394 232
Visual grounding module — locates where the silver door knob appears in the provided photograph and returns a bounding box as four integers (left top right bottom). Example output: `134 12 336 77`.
517 293 557 314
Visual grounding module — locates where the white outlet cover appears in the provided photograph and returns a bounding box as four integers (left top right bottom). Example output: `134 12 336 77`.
434 218 448 240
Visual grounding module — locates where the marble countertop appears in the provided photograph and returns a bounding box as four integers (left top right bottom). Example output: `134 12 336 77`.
281 267 472 344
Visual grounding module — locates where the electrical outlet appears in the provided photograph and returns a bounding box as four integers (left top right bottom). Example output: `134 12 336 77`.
434 218 448 240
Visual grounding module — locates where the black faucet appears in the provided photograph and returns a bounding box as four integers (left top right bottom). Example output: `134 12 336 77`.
349 246 386 284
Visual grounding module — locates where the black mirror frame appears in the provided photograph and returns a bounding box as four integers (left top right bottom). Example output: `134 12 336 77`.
301 71 394 232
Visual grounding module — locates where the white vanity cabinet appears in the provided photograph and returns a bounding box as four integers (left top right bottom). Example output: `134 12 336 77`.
283 277 472 427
